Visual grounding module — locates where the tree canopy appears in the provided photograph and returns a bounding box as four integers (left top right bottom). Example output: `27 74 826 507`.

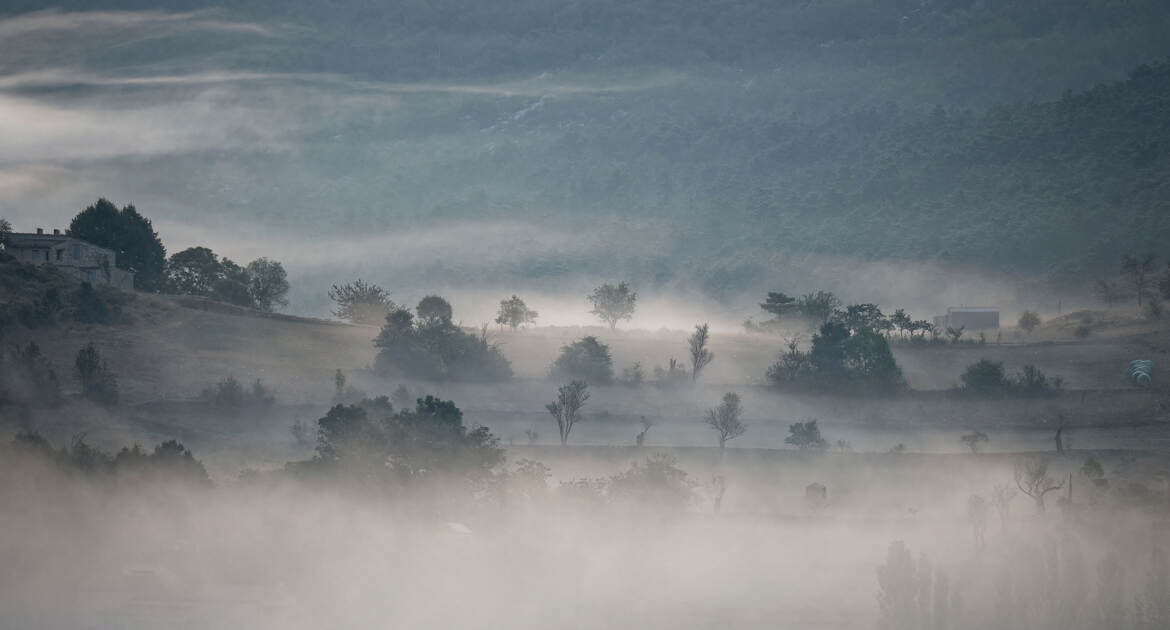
550 336 613 385
163 247 289 311
329 279 394 324
495 295 539 330
373 300 512 382
68 199 166 291
588 282 636 330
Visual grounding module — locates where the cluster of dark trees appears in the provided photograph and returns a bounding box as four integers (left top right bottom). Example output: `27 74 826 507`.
751 291 938 342
10 431 210 486
373 296 512 381
61 199 289 311
162 247 289 312
767 319 906 394
287 395 503 486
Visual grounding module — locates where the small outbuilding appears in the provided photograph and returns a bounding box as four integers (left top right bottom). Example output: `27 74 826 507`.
936 307 999 331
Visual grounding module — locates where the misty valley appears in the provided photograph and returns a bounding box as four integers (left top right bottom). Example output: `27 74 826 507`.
3 1 1170 629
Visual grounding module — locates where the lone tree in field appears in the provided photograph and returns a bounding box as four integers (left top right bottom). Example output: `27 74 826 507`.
960 431 989 455
688 323 715 382
547 380 589 445
329 279 394 324
705 392 745 450
0 217 11 245
1017 310 1041 334
1014 455 1065 512
495 295 538 330
588 281 636 329
1121 254 1157 307
785 419 827 451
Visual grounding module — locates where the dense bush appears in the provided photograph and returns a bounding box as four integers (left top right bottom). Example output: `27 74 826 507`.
10 431 210 486
291 395 503 485
957 360 1064 396
767 321 905 394
373 298 512 382
550 336 613 385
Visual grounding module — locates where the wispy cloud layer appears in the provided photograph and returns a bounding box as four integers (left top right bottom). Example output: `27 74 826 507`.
0 9 274 40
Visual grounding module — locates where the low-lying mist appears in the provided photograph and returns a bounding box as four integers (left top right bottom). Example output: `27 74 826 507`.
3 434 1167 630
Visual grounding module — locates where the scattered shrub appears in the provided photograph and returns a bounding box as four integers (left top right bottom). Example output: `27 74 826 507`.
201 376 275 413
786 419 827 451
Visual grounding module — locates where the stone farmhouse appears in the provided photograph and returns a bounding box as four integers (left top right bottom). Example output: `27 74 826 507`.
3 228 134 290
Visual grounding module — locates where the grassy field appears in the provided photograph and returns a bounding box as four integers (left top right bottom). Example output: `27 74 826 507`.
5 292 1168 482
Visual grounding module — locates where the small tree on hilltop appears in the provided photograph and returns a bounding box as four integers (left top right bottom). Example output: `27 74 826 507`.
1018 310 1041 334
164 246 222 296
246 257 289 312
495 295 538 330
688 323 715 383
329 279 394 324
705 392 745 450
547 380 589 445
785 419 827 451
0 217 11 245
1122 254 1157 307
588 281 636 329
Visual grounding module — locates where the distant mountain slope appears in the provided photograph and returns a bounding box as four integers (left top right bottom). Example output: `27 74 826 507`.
3 0 1170 306
536 60 1170 282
